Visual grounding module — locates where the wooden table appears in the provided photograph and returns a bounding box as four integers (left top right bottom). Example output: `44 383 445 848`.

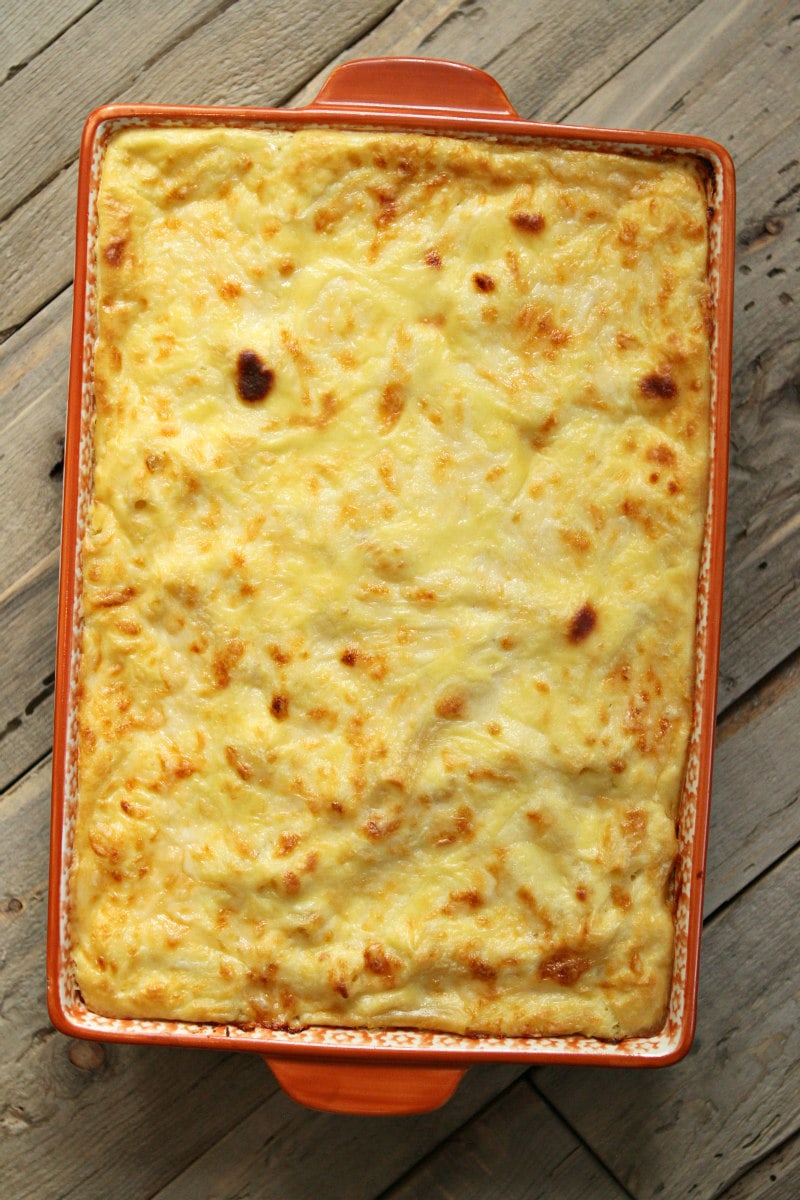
2 2 798 1196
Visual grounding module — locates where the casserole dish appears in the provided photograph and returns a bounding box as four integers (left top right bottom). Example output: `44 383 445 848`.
48 56 734 1115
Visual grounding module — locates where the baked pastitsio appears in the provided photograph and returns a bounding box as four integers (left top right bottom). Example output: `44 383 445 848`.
71 128 711 1038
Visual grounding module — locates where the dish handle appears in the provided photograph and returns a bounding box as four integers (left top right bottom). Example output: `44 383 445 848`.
263 1055 466 1115
304 56 521 120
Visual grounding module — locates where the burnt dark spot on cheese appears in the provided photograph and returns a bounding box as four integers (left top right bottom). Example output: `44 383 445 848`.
364 943 400 977
236 350 274 402
94 586 136 608
333 979 349 999
511 211 545 234
639 372 677 400
340 647 359 667
435 690 466 719
270 693 290 720
424 248 442 268
539 947 591 986
667 479 680 495
567 602 597 643
473 272 496 293
379 382 405 430
104 238 126 266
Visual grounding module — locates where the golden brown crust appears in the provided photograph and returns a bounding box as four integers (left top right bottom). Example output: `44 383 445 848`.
71 128 711 1038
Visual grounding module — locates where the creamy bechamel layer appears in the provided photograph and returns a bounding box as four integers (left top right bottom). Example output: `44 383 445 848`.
72 128 711 1038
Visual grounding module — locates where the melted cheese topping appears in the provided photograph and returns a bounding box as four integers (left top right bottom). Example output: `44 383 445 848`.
72 128 711 1038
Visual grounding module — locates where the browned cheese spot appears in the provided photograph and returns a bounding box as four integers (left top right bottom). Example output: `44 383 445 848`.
268 643 292 665
379 383 405 430
219 279 243 301
379 190 398 226
567 602 597 643
510 211 546 234
276 831 300 857
576 886 588 902
639 372 678 400
104 238 126 266
473 271 496 293
236 350 275 402
436 804 475 846
332 978 349 999
435 689 466 720
212 638 245 688
225 745 252 781
94 586 136 608
425 248 442 268
270 693 290 720
363 943 401 977
467 955 498 982
610 758 627 775
340 647 359 667
450 889 483 909
646 442 677 466
363 812 401 840
611 884 632 910
539 947 591 986
145 452 165 473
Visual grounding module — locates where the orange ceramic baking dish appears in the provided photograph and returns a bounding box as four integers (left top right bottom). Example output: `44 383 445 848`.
47 57 735 1116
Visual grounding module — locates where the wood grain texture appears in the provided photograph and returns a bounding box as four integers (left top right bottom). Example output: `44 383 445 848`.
0 0 96 84
0 0 237 221
534 846 800 1200
379 1079 630 1200
706 650 800 916
718 1129 800 1200
149 1065 527 1200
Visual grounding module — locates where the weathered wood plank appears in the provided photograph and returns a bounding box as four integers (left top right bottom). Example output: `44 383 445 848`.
149 1066 527 1200
0 550 58 792
0 0 96 85
718 1129 800 1200
0 0 397 225
0 0 234 221
379 1079 629 1200
534 846 800 1200
706 650 800 916
0 753 280 1200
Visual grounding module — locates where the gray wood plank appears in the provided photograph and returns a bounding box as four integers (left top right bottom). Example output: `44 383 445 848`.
718 1129 800 1200
149 1065 527 1200
707 650 800 916
0 549 58 791
0 0 233 222
0 0 96 85
534 846 800 1200
378 1080 630 1200
0 0 397 225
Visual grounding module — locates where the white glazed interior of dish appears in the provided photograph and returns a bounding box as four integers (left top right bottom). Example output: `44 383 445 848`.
54 117 727 1062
